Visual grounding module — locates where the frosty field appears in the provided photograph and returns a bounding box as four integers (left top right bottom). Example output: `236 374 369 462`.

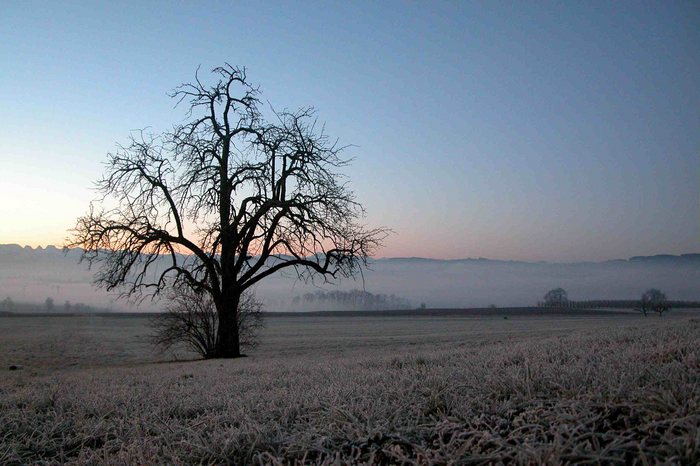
1 310 698 464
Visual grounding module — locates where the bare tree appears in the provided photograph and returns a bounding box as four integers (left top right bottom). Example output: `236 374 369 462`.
151 286 263 358
0 297 14 312
640 288 669 317
543 288 568 307
68 64 388 358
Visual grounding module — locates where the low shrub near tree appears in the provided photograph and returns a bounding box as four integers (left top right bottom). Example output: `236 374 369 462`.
150 286 264 358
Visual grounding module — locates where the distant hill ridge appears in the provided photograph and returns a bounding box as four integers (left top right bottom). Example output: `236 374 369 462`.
2 244 699 265
383 254 700 265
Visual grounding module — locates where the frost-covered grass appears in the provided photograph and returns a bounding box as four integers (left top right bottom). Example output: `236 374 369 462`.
1 314 698 464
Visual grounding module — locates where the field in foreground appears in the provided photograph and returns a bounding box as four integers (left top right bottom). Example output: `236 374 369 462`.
1 312 699 464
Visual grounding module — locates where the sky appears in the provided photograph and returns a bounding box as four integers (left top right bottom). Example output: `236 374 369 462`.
1 1 698 262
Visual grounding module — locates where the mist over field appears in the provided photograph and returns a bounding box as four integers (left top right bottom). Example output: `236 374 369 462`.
1 244 698 311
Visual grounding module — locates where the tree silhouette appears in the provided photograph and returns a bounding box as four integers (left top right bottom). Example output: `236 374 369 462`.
640 288 669 317
543 288 568 307
68 64 387 358
0 297 14 312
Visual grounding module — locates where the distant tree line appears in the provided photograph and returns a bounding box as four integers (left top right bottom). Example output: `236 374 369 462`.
537 299 699 309
537 287 688 317
290 290 412 312
0 296 108 314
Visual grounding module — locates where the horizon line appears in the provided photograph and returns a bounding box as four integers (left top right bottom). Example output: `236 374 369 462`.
1 243 698 265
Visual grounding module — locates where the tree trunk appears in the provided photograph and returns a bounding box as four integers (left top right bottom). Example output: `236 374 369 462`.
214 291 241 358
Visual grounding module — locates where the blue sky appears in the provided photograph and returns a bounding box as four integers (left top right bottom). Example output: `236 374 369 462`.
1 1 698 261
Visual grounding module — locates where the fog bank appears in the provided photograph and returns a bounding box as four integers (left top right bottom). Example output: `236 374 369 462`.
1 245 698 311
